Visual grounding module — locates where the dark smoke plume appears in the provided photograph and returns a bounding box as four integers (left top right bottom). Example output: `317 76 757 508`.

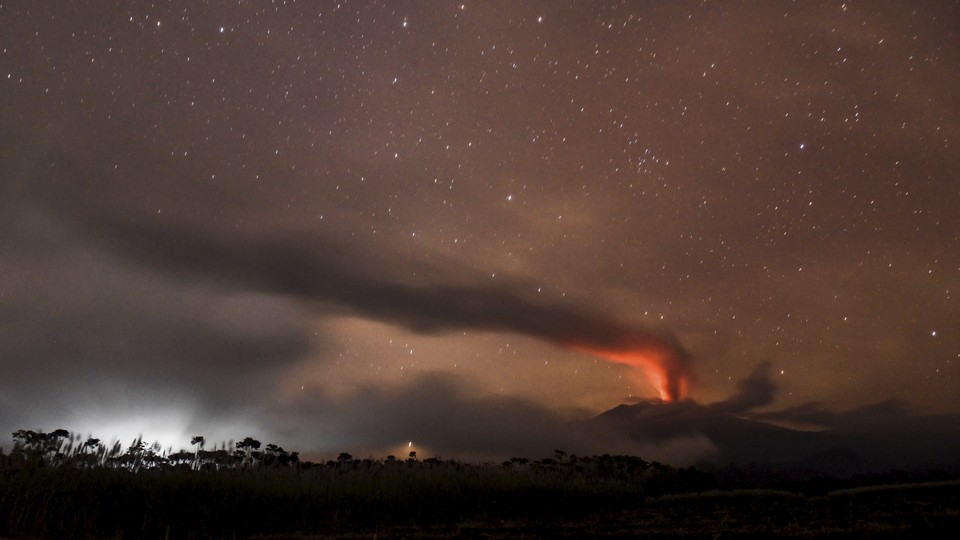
88 218 695 399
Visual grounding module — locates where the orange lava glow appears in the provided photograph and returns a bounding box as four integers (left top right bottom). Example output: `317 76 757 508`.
575 344 690 402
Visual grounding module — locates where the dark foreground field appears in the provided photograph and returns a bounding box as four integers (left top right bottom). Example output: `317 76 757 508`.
2 432 958 538
4 469 958 539
239 483 960 539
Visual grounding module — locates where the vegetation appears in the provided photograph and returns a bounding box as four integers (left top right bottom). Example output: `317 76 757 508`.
1 429 958 538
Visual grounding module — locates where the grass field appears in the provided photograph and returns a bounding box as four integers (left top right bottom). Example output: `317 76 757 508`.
2 430 958 538
247 482 958 539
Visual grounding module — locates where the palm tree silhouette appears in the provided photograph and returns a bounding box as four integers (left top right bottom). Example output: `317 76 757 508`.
191 435 205 469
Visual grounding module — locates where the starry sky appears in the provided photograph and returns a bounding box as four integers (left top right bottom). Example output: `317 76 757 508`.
1 1 958 461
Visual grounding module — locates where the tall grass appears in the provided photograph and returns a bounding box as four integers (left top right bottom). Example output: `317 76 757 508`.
1 431 678 539
4 429 957 538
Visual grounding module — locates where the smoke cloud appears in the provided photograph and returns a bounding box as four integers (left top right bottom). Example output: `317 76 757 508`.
709 362 777 414
71 210 695 401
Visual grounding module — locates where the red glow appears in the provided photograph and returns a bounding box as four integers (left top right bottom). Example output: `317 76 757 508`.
573 344 690 402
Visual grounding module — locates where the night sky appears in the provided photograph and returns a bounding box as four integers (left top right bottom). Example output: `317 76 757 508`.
2 1 958 462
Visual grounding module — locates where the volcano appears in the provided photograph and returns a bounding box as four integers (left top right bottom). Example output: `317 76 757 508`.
582 400 960 473
585 400 848 468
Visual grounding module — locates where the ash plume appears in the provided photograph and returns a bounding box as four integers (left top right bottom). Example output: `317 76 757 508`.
86 216 695 399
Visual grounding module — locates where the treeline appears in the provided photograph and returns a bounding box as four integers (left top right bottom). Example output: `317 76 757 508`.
3 429 712 492
0 429 701 539
7 429 299 471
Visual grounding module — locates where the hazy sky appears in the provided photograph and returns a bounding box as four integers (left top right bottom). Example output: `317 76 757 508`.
1 1 957 460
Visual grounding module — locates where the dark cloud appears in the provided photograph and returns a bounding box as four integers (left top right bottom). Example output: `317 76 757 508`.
709 362 778 414
98 203 693 386
0 203 312 437
751 399 910 430
2 133 694 401
266 371 578 460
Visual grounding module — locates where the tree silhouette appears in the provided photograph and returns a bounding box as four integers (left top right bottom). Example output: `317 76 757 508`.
11 429 71 464
236 437 262 467
191 435 205 469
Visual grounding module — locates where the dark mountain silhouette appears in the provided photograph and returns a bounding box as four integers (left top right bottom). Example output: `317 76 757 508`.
579 361 960 473
586 400 841 466
581 400 960 474
820 413 960 470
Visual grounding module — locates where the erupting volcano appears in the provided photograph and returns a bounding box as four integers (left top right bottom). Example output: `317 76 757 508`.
589 346 690 402
567 337 693 402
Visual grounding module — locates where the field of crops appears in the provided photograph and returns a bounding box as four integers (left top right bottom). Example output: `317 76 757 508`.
1 430 957 538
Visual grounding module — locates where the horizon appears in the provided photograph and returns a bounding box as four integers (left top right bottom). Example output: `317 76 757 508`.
8 384 960 470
